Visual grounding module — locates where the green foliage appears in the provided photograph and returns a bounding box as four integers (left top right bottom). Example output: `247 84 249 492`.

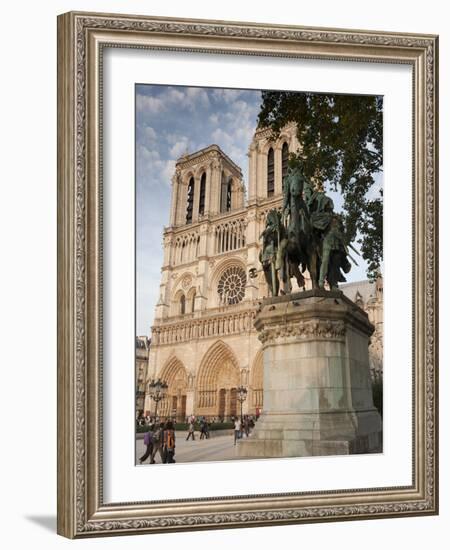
258 91 383 278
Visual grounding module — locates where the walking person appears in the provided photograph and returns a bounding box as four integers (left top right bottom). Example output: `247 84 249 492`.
186 419 195 441
139 428 154 464
162 421 176 463
234 417 242 445
200 418 207 440
150 422 165 464
243 416 250 438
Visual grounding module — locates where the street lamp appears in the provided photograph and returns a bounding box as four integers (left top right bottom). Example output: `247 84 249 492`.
237 385 248 423
148 378 168 419
135 388 145 419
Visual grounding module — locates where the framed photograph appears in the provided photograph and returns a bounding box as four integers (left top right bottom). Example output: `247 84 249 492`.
57 11 439 538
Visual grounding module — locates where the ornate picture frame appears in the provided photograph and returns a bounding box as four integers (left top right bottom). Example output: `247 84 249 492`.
57 11 438 538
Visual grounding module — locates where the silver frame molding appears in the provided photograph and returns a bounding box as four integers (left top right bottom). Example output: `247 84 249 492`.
57 11 439 538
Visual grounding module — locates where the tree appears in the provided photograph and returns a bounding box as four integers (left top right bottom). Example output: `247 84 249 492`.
258 91 383 278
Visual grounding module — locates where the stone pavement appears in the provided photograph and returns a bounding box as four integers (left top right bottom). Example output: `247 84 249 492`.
136 431 252 465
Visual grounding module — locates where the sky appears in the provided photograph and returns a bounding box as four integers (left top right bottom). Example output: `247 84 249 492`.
136 84 381 337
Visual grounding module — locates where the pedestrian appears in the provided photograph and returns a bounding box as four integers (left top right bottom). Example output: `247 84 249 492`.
243 416 250 437
150 423 165 464
139 428 154 464
162 421 176 463
186 419 195 440
200 419 206 440
234 417 242 445
204 419 210 439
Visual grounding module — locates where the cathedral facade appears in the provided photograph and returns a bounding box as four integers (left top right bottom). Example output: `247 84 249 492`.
142 124 383 421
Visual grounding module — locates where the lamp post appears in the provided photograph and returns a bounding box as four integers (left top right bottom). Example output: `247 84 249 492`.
135 388 145 420
148 378 168 419
237 385 248 424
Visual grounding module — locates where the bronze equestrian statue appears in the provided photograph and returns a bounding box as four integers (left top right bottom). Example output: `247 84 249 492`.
260 163 356 296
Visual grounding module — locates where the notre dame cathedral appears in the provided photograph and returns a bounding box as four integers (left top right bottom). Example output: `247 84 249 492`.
139 123 383 420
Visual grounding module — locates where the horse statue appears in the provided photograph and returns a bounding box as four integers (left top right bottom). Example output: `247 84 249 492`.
282 165 321 289
259 163 356 296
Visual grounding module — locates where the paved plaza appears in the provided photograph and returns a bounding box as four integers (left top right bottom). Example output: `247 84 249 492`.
136 432 249 465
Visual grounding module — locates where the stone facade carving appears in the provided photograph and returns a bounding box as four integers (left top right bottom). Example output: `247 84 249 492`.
258 319 346 344
181 273 193 289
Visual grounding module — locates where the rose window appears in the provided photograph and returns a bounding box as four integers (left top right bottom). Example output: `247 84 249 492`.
217 266 246 305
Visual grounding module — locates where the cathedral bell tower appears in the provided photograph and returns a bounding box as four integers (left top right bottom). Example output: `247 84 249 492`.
153 145 245 322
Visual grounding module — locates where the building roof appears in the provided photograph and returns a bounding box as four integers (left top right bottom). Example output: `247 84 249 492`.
175 144 242 176
340 279 376 305
136 335 150 350
253 121 297 139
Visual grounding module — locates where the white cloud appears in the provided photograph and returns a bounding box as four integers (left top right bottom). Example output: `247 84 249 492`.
211 127 233 147
232 99 253 115
209 113 219 125
137 144 160 163
137 130 180 190
164 87 211 112
185 87 210 109
235 124 255 145
212 89 244 104
165 132 180 146
143 125 157 141
169 137 190 158
166 87 186 104
161 159 176 184
137 144 177 190
136 94 165 113
208 127 251 177
224 101 257 128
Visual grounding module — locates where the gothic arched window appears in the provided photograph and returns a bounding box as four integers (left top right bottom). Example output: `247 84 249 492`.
191 289 196 313
267 148 275 197
199 173 206 216
282 142 289 182
220 173 233 213
226 179 232 211
180 294 186 315
185 177 195 224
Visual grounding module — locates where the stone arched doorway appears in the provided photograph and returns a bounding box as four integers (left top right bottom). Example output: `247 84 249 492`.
196 341 240 420
158 357 188 421
250 350 264 415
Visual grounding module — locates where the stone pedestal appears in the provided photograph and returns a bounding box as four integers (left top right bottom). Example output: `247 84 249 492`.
237 289 382 458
